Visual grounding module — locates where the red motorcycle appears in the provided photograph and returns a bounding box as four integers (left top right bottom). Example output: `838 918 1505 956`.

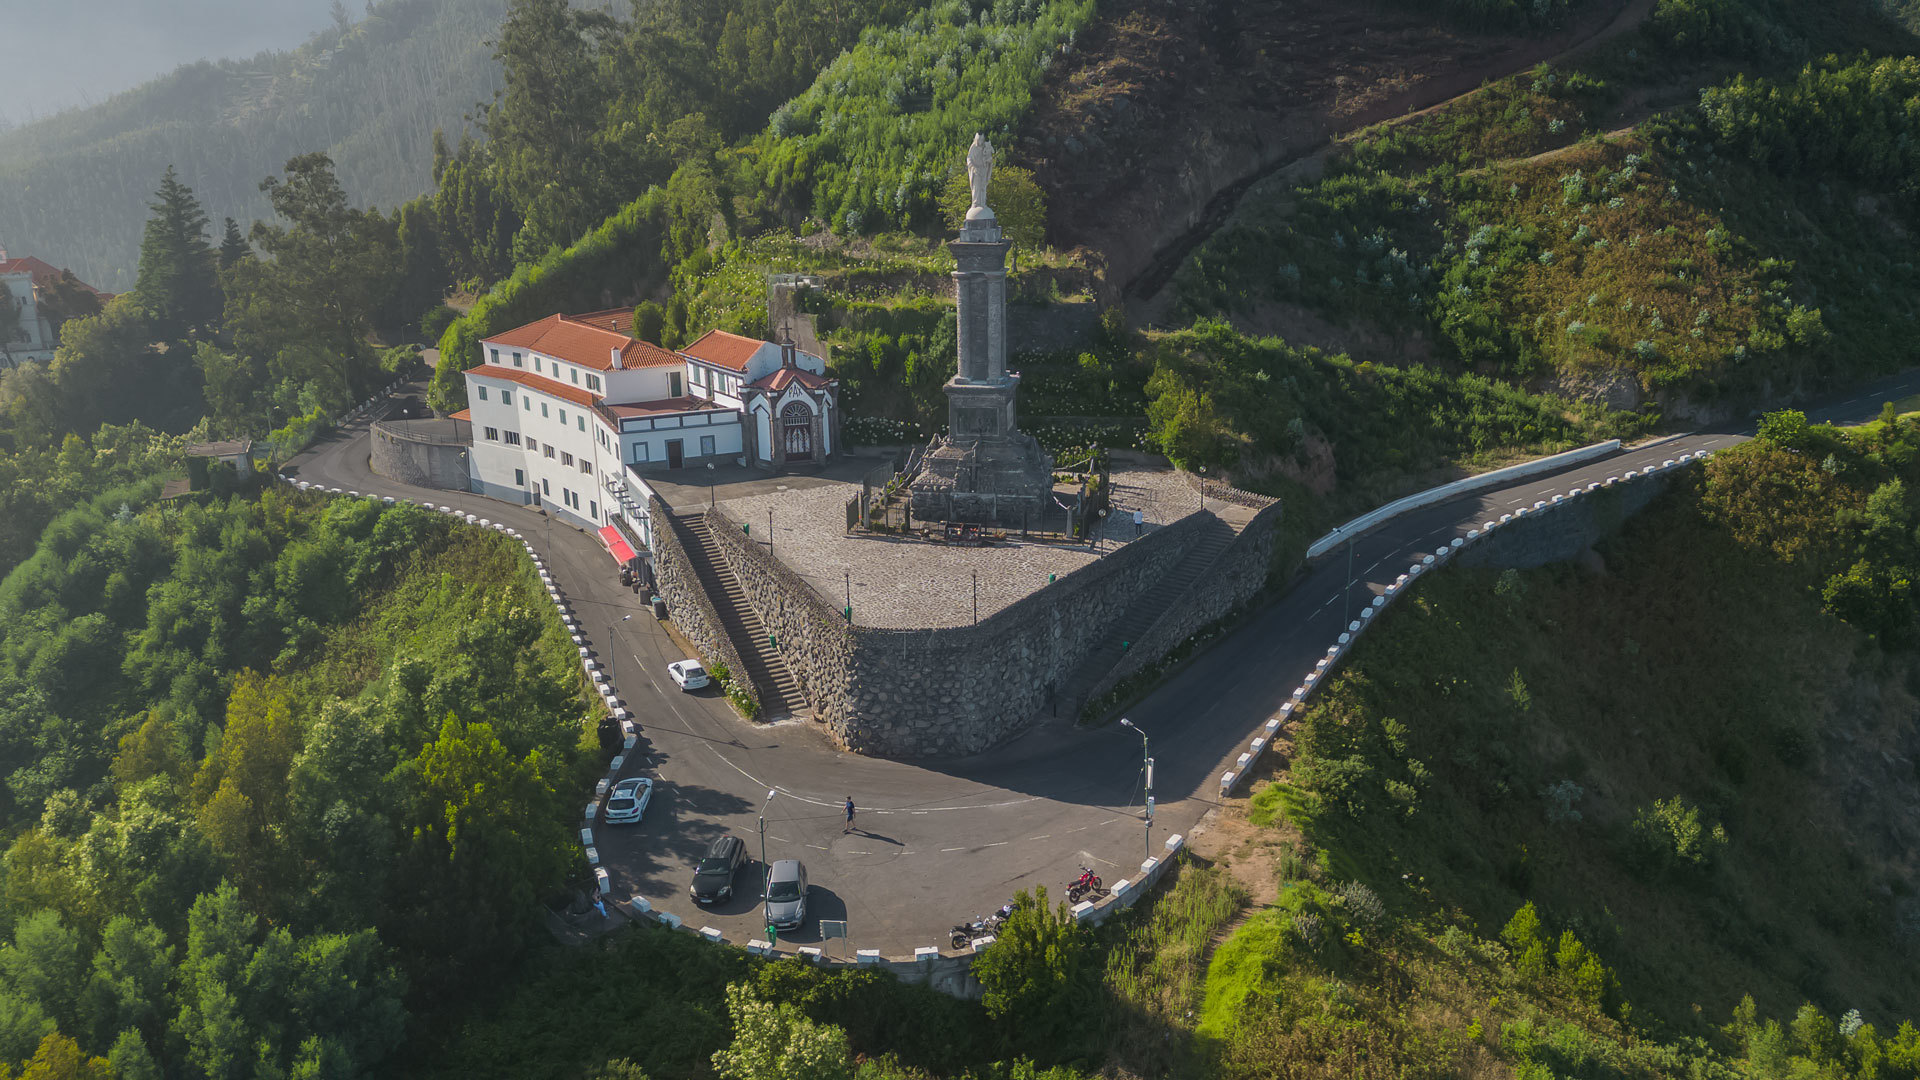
1067 866 1103 903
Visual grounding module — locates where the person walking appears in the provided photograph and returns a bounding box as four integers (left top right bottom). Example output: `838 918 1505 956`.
843 797 856 834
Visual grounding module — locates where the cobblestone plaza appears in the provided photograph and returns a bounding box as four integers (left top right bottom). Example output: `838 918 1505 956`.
718 467 1205 629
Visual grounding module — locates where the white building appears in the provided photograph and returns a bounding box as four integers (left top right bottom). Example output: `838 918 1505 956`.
461 310 839 542
0 253 109 367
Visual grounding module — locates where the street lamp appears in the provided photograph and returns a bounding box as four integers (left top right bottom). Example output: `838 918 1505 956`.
1120 718 1154 861
707 461 717 507
758 788 778 930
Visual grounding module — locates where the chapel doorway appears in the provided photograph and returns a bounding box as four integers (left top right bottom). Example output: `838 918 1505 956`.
782 401 814 462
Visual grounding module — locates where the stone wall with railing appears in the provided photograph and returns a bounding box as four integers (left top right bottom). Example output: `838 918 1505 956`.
705 505 1211 755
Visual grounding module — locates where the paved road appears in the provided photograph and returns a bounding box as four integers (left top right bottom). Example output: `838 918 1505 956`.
285 372 1920 954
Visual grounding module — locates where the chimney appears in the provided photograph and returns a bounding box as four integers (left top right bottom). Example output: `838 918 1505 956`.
779 322 796 369
610 346 623 370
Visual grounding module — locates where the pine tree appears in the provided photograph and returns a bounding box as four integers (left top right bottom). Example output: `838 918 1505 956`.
218 217 250 270
131 167 220 341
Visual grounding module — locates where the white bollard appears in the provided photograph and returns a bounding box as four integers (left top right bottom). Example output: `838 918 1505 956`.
627 896 651 916
1236 752 1252 770
585 847 599 866
1361 607 1375 620
1071 901 1097 924
1139 856 1160 877
857 949 882 964
580 827 593 846
657 912 682 929
1164 833 1184 856
1264 717 1282 734
970 936 996 952
1348 620 1361 632
798 946 824 962
594 867 610 894
584 803 598 823
700 927 724 943
1450 537 1464 549
915 946 940 961
1251 737 1267 756
1220 771 1237 794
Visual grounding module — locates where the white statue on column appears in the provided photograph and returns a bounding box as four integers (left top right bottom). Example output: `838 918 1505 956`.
966 133 993 216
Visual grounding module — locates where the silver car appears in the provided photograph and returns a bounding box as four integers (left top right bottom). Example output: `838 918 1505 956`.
763 859 809 931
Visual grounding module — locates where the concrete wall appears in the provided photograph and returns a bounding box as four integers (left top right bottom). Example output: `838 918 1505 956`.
1455 470 1673 571
705 506 1211 756
648 495 758 712
1084 500 1286 707
370 420 472 491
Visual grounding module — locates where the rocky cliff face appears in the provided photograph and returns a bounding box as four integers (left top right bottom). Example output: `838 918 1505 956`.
1015 0 1636 301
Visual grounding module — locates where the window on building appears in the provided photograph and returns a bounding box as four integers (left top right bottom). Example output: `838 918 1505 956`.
700 434 715 456
502 391 512 406
561 452 573 466
570 368 579 384
514 468 525 486
523 396 531 411
558 408 567 425
477 386 488 401
541 478 550 495
587 374 601 391
512 352 523 367
632 443 649 463
669 372 683 397
540 403 549 418
577 416 585 431
580 460 592 475
525 437 537 452
534 357 542 373
490 349 499 364
484 427 499 441
504 431 520 446
545 445 556 459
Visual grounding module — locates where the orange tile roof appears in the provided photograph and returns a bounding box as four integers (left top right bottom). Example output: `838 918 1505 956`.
466 365 604 413
570 307 634 334
484 312 680 371
681 329 766 373
749 366 835 393
447 408 472 422
0 255 111 298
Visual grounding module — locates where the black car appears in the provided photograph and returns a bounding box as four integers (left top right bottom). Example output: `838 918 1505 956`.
689 835 748 904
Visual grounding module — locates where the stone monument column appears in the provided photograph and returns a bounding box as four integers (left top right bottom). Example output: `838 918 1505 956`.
908 135 1054 526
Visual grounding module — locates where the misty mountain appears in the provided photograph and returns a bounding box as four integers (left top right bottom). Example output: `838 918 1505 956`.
0 0 508 293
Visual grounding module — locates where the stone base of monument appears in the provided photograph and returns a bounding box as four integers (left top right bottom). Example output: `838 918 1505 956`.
909 431 1054 528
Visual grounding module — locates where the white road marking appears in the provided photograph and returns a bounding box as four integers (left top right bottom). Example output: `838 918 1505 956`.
1029 834 1050 840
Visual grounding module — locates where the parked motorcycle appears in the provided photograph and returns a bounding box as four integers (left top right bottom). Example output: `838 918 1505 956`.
949 904 1015 949
1066 866 1103 903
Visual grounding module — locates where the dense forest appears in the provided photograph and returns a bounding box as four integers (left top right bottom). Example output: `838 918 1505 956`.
0 0 508 293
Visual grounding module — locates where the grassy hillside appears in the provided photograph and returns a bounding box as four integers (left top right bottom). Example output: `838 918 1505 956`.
1212 419 1920 1075
0 0 505 291
1169 0 1920 422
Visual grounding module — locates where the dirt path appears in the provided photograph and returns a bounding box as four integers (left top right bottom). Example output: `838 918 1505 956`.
1122 0 1659 314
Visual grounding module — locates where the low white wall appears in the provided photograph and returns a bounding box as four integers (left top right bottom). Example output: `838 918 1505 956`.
1305 439 1623 560
1221 448 1709 797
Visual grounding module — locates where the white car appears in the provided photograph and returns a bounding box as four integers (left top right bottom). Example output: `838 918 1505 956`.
603 777 654 824
667 659 710 691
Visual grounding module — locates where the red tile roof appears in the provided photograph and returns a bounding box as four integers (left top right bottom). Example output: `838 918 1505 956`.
570 307 634 334
484 313 680 371
447 408 472 422
681 329 766 373
601 396 731 420
466 365 604 412
749 366 834 393
0 256 111 299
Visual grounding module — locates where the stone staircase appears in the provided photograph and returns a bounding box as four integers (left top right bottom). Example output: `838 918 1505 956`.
1056 511 1246 719
671 510 811 719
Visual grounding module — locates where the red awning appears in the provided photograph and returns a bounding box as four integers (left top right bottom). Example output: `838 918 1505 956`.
597 525 639 565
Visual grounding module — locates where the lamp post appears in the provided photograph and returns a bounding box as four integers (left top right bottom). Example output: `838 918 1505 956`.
758 788 777 932
972 571 978 625
768 508 774 558
844 568 852 624
707 461 717 507
1120 718 1153 861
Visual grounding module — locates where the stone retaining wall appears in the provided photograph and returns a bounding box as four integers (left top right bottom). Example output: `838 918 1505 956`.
369 419 472 491
706 505 1211 755
1454 470 1673 571
649 496 757 712
1084 500 1286 709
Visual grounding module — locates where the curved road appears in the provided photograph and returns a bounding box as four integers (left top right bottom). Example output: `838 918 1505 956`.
285 373 1920 954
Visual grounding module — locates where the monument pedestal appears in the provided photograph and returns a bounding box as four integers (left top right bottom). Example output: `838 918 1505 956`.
908 204 1054 527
